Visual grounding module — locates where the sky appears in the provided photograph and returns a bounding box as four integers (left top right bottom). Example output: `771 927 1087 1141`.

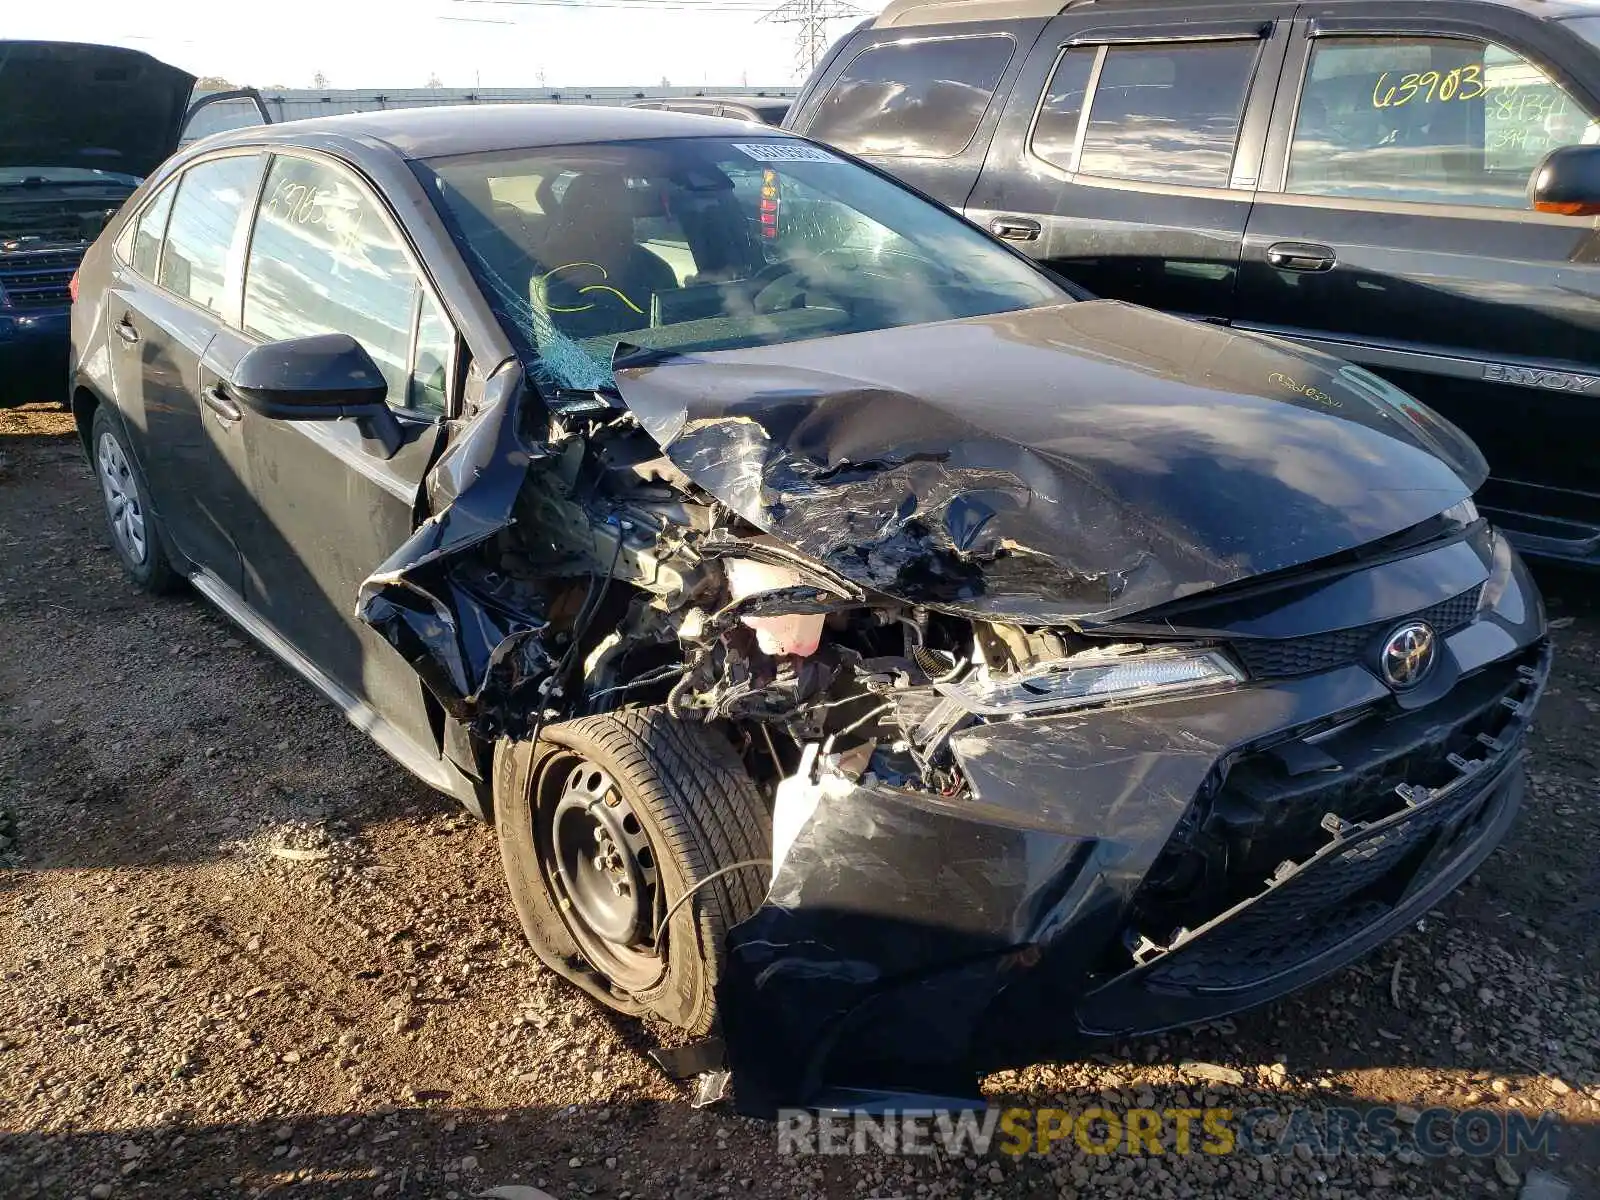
9 0 861 89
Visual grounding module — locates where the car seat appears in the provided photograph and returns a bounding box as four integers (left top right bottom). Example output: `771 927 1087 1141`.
532 172 679 340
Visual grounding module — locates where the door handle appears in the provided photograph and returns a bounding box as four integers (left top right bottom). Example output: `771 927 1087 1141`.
990 216 1042 243
114 316 140 345
202 384 242 426
1266 242 1337 273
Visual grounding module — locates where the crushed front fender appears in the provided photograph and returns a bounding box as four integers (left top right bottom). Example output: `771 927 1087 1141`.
357 361 557 726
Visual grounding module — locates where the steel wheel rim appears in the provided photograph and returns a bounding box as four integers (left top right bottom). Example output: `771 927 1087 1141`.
537 752 665 992
96 431 147 565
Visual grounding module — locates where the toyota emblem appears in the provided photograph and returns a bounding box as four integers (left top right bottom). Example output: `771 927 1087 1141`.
1380 621 1436 689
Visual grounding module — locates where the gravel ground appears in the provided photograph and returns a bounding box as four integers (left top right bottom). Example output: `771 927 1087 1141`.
2 404 1598 1199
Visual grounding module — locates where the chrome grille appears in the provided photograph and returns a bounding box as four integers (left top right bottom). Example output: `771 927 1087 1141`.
0 247 81 312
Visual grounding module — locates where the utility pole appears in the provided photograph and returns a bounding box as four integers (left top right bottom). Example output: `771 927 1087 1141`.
758 0 862 78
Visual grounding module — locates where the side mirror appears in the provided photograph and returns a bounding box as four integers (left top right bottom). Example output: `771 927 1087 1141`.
1529 145 1600 217
226 333 404 457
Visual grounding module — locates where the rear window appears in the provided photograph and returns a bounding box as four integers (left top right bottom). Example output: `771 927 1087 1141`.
804 35 1015 158
157 155 263 313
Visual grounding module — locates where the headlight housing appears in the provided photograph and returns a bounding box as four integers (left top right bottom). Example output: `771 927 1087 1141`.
934 645 1243 717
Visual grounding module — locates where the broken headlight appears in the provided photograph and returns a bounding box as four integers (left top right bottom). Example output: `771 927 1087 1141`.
934 646 1243 717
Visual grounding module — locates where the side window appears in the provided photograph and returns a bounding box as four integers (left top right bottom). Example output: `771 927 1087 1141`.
158 155 263 312
127 182 177 280
244 155 444 411
1071 40 1260 186
804 35 1015 158
410 292 453 416
1287 36 1600 207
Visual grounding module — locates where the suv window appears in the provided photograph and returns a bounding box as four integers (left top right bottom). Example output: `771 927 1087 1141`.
158 155 263 313
1288 36 1600 207
1041 40 1258 186
805 35 1015 158
244 154 445 412
128 182 178 280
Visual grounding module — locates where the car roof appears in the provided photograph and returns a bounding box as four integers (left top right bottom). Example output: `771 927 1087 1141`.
873 0 1600 26
198 103 794 161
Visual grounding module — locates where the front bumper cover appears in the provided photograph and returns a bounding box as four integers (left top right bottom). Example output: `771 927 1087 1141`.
718 537 1549 1116
0 307 70 406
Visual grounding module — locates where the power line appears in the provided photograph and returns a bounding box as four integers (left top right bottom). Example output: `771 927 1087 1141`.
757 0 862 75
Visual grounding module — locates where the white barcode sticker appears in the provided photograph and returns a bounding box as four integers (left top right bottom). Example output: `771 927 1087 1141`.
730 142 840 163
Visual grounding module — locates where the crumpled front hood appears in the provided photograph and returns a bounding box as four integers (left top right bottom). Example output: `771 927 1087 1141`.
0 41 194 176
613 301 1488 624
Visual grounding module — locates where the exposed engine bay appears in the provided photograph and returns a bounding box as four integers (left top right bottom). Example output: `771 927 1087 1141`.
0 184 128 249
487 403 1251 818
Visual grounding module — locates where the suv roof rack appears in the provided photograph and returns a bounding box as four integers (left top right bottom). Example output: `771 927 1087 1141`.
874 0 1075 28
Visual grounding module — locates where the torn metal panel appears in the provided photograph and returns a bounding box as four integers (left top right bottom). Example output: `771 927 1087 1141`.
357 360 558 724
614 302 1486 624
717 695 1233 1111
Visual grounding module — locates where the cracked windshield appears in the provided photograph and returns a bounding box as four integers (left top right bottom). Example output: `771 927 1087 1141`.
417 136 1066 388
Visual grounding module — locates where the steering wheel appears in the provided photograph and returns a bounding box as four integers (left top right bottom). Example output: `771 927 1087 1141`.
745 259 805 313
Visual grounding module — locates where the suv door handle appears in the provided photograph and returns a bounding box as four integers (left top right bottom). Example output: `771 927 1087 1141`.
114 316 140 345
1266 242 1337 272
202 384 243 426
990 216 1042 243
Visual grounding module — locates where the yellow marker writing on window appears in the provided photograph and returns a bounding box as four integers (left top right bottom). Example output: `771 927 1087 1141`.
538 262 646 316
1372 64 1486 109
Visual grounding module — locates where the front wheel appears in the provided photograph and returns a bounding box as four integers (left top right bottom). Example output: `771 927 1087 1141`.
494 709 771 1034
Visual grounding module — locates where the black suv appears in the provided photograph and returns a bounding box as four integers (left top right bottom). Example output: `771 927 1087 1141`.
787 0 1600 567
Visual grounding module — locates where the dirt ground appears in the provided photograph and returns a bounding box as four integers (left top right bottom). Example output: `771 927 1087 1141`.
2 403 1599 1200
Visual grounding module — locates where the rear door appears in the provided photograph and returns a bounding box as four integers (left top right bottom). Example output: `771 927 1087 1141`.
790 21 1048 209
1236 5 1600 552
225 150 455 755
105 152 265 590
965 4 1295 320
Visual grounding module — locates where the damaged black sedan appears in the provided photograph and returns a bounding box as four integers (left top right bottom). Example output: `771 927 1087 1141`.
69 106 1549 1114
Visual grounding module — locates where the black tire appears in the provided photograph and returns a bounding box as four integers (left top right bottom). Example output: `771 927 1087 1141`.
494 708 770 1034
89 406 179 594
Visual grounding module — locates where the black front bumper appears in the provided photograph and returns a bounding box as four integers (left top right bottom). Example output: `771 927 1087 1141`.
1076 681 1534 1037
0 306 70 407
718 531 1550 1116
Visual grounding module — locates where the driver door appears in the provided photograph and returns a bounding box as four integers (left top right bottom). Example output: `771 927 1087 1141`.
225 150 457 756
